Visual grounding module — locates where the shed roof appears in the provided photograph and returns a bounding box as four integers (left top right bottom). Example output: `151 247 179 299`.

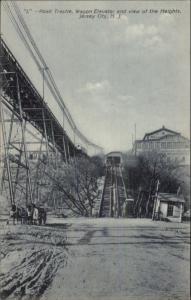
158 193 185 203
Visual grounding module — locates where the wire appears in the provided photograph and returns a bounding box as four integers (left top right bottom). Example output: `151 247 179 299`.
11 1 103 151
2 2 41 69
10 1 78 134
12 2 77 128
4 1 103 152
11 2 81 131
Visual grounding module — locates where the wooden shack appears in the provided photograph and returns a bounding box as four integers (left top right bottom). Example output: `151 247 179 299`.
155 193 185 222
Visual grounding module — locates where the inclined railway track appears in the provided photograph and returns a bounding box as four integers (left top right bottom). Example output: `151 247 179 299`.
99 164 127 218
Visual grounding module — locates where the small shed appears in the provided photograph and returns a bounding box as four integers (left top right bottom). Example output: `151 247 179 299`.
155 193 185 222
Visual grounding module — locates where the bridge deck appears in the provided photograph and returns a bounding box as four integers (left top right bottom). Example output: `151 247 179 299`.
0 38 78 159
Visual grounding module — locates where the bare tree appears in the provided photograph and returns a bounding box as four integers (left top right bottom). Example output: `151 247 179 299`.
47 156 103 216
123 151 186 217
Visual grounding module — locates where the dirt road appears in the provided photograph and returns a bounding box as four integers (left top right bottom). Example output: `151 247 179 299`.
0 218 190 300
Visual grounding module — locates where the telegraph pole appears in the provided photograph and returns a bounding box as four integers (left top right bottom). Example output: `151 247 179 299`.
134 123 136 141
134 124 137 156
152 179 160 220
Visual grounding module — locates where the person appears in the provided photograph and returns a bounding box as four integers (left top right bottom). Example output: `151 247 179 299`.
42 209 47 225
27 205 33 224
38 207 47 225
20 207 28 224
7 204 17 225
33 205 39 225
38 208 43 225
16 207 22 224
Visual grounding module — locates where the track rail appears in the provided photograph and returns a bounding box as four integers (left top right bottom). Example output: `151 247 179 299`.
99 164 127 218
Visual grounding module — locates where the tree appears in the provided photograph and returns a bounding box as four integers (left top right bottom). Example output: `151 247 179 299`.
48 156 102 216
123 151 186 216
90 155 105 177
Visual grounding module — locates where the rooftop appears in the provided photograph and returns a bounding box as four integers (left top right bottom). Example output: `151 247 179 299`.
158 193 185 203
143 126 180 140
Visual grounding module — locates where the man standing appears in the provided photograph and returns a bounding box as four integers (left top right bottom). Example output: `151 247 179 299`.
33 205 39 225
27 205 33 224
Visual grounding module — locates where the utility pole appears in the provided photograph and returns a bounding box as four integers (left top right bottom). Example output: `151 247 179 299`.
132 134 134 149
152 179 160 220
134 124 137 156
134 123 136 141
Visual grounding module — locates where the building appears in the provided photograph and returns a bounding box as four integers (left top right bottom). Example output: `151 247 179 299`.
133 126 190 165
154 193 185 223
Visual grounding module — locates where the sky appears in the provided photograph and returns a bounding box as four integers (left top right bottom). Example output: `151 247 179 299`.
1 0 190 153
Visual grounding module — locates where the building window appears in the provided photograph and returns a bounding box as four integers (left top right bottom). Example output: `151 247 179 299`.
149 142 153 149
167 204 174 217
161 142 166 148
167 142 173 148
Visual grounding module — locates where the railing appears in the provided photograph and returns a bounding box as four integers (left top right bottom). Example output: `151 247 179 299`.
98 167 108 217
0 38 77 156
1 38 102 156
119 165 128 201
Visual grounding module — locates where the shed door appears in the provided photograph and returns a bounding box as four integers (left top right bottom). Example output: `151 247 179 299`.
173 204 181 217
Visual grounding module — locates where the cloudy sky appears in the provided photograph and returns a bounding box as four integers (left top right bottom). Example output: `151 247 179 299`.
1 1 190 153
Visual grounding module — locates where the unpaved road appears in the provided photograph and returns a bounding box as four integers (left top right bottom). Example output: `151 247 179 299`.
0 218 190 300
